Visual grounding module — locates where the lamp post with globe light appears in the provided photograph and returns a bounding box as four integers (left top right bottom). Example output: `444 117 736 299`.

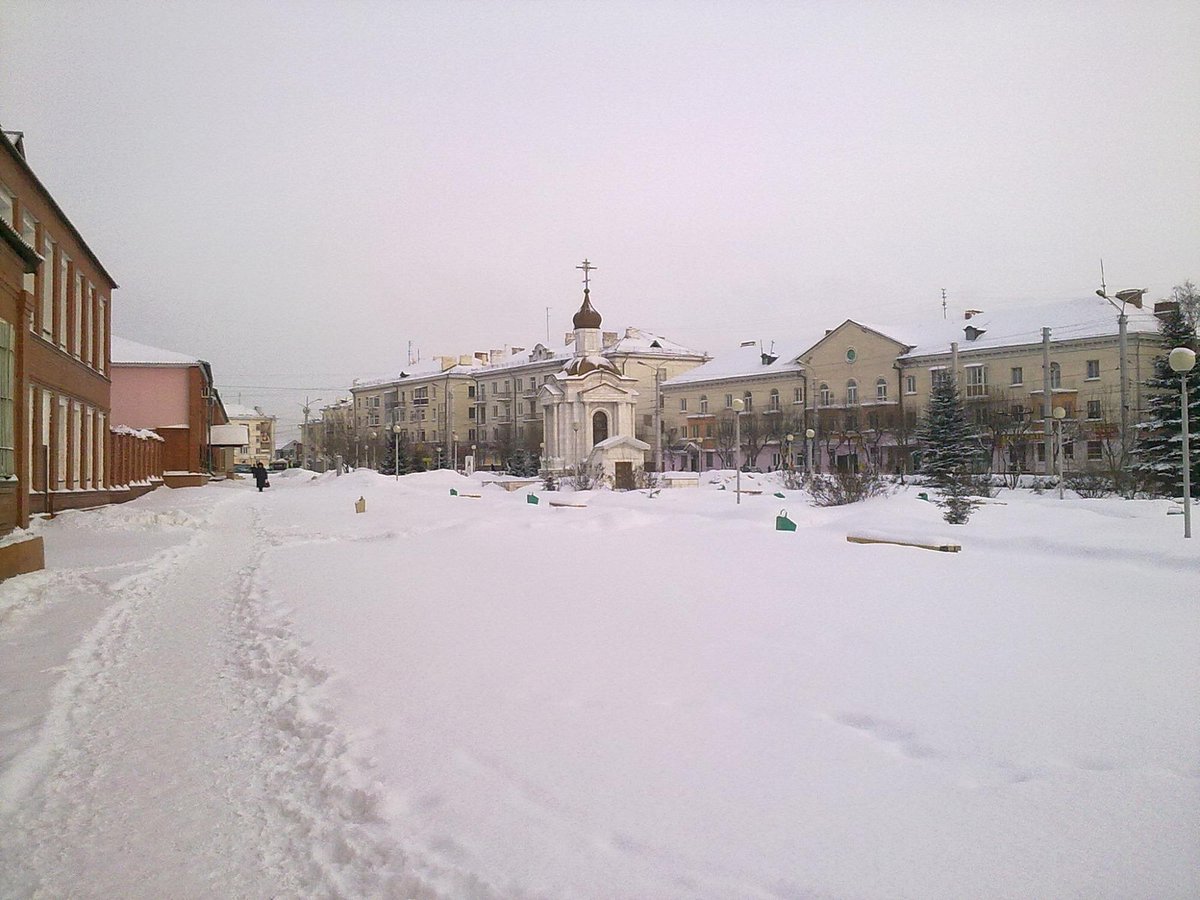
806 427 816 474
1169 347 1196 538
1053 406 1067 500
392 424 402 481
731 398 744 503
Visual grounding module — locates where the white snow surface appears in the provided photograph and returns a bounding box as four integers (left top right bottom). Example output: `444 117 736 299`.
1 470 1197 899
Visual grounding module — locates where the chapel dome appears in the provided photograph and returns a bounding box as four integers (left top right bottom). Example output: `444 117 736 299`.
564 354 621 377
572 289 603 329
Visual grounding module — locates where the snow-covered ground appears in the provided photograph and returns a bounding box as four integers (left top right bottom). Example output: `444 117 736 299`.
1 469 1196 899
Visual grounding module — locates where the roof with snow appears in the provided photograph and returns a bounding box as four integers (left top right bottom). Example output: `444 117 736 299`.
663 297 1164 386
110 336 204 367
896 296 1161 358
224 403 273 420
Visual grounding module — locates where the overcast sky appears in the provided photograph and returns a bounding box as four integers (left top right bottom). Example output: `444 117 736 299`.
3 1 1198 440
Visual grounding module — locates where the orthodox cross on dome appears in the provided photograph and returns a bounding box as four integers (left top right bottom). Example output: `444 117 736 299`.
576 258 597 290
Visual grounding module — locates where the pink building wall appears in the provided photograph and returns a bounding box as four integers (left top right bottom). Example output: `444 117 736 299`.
110 367 190 429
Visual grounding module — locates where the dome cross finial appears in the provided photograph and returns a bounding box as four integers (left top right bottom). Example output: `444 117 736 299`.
576 258 596 290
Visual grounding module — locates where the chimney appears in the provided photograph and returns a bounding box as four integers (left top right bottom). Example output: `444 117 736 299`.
602 331 618 348
474 351 489 364
459 354 472 366
564 331 574 346
964 309 984 320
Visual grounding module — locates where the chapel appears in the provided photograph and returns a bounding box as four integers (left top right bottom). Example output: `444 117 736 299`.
539 261 649 486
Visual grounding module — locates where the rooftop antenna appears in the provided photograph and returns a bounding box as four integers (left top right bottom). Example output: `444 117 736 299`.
941 288 948 320
546 306 551 343
1099 258 1107 297
407 340 414 365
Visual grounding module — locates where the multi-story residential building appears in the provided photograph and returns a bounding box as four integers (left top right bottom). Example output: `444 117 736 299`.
661 297 1163 476
897 297 1161 476
0 128 117 534
348 323 708 472
224 402 276 466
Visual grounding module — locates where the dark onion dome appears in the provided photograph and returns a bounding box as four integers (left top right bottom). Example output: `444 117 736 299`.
572 289 602 329
563 354 621 376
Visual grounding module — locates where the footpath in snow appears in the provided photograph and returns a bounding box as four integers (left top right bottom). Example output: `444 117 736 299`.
0 468 1197 899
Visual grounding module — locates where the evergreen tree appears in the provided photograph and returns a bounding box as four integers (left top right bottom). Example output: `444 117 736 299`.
381 434 412 476
1132 301 1200 496
917 374 982 524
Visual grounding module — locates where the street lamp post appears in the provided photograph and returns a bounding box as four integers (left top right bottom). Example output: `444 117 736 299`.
369 431 377 470
785 433 794 474
1096 287 1146 457
732 398 744 504
630 360 665 472
392 424 401 481
451 432 458 472
806 427 816 475
1169 347 1196 538
1053 406 1067 500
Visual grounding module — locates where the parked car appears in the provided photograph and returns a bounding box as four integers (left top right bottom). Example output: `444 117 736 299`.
270 459 289 471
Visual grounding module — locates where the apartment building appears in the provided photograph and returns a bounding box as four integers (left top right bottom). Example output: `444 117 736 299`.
225 402 276 466
0 128 117 529
341 326 708 472
661 297 1163 476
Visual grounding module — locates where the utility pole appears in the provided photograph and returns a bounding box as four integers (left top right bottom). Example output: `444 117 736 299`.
654 366 663 472
302 395 321 470
1042 328 1053 475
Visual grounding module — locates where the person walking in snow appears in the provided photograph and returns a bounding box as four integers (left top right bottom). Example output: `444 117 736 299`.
251 461 269 492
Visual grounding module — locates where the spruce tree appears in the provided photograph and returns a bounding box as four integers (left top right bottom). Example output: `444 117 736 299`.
1132 301 1200 496
917 374 982 524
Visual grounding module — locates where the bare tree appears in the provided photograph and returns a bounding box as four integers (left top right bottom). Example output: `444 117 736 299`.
715 413 737 468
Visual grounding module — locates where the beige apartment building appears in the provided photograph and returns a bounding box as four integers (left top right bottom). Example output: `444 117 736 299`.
343 322 707 472
661 296 1164 476
224 403 276 466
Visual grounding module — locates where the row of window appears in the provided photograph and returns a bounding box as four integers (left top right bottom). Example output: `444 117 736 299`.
1 180 108 372
26 384 107 491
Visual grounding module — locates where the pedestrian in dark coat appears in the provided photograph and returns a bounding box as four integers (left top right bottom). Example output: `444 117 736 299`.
252 462 269 492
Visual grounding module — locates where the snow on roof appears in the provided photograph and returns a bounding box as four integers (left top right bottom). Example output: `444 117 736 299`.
603 327 706 358
224 403 273 420
896 296 1161 358
110 336 203 367
664 337 813 387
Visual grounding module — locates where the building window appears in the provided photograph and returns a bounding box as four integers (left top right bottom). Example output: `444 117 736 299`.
40 233 54 337
1050 362 1061 389
468 385 476 398
1086 359 1101 380
57 253 69 349
793 386 804 404
0 183 12 227
516 378 523 391
0 321 13 477
875 377 888 402
20 211 36 297
845 347 857 364
846 380 858 405
931 368 951 389
965 365 987 398
905 375 916 394
768 389 780 411
819 383 831 406
680 398 687 412
725 393 733 409
1086 399 1102 420
1087 440 1103 460
699 395 708 414
743 391 753 411
690 424 700 438
1011 366 1023 386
